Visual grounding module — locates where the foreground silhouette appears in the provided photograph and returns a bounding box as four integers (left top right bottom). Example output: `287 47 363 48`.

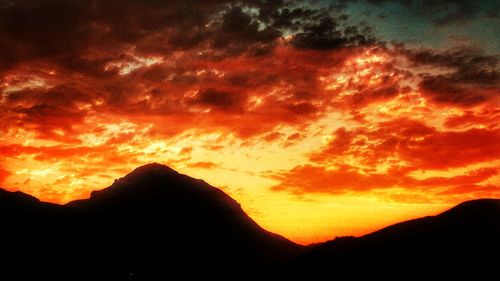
0 163 303 280
276 199 500 280
0 163 499 280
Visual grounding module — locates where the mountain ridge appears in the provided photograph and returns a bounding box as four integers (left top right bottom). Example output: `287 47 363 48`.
279 197 500 279
0 163 304 280
0 163 499 280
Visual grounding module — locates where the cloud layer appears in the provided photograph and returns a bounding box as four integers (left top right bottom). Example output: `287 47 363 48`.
0 0 498 207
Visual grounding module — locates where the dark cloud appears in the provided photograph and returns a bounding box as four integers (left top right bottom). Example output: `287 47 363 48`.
0 0 274 76
3 84 94 142
418 77 491 106
0 0 383 141
406 47 499 83
261 7 318 31
290 11 376 50
404 47 500 106
211 6 282 54
191 88 248 113
0 0 378 77
363 0 498 26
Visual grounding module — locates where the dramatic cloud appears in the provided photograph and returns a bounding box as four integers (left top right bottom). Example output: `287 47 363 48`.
1 0 498 243
272 118 500 199
290 11 375 50
404 47 500 106
271 164 498 195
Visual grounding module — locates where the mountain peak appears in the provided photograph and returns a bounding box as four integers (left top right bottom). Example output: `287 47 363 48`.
85 163 188 201
127 162 178 177
81 163 251 219
111 162 180 186
1 165 303 279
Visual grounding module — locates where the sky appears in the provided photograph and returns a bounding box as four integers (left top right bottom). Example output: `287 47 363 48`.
0 0 499 244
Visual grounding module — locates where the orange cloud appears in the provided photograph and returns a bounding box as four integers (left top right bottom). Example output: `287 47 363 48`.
310 119 500 169
271 117 500 200
271 165 498 195
188 161 218 169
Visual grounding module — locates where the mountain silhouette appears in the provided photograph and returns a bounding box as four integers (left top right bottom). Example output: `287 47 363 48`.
0 163 303 280
277 199 500 280
1 163 499 280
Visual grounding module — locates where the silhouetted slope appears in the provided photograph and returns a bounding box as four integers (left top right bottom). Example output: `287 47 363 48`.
0 163 303 280
281 199 500 280
0 188 52 213
0 188 61 236
2 165 499 280
66 163 303 277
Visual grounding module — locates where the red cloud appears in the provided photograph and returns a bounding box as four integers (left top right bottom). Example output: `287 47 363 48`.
1 45 363 142
396 128 500 169
311 119 500 169
271 117 500 198
444 108 500 129
271 164 499 197
187 162 218 169
270 164 400 194
0 168 11 186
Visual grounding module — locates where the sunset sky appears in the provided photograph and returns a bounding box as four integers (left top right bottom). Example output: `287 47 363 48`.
1 0 499 244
